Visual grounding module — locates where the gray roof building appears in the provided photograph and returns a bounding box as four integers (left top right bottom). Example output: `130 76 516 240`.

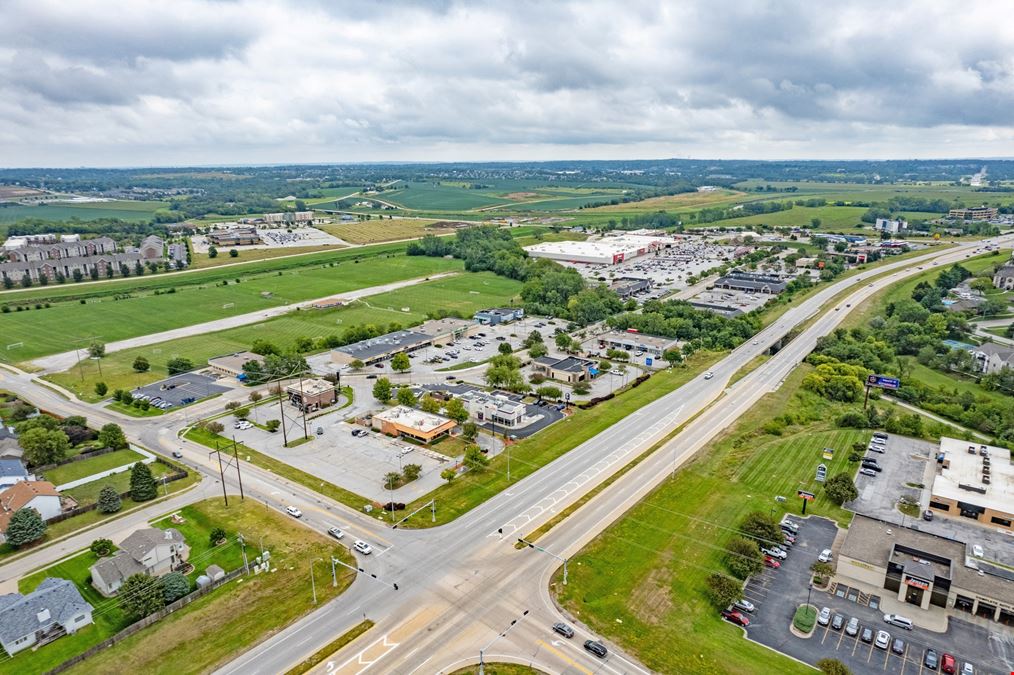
0 458 29 489
713 272 788 294
90 527 189 597
331 330 433 365
0 577 93 655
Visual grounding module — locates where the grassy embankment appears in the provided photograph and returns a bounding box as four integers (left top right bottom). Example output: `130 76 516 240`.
553 368 865 675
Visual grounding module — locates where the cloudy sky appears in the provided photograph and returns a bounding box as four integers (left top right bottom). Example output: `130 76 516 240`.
2 0 1014 167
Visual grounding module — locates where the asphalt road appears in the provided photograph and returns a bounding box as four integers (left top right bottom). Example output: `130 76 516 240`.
1 235 1010 675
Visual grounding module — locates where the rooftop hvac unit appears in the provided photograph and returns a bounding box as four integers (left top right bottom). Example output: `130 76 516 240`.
982 475 991 485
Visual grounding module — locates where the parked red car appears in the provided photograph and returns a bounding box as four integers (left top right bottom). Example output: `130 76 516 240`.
940 653 956 674
720 609 750 627
764 556 781 569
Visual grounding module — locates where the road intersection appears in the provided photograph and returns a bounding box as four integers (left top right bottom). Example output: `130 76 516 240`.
1 235 1009 674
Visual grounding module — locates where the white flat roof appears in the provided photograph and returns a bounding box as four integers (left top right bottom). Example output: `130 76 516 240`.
933 437 1014 515
285 378 334 397
375 405 453 433
524 235 666 259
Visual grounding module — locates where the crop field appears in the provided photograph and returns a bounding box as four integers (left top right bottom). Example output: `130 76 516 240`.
733 180 1014 206
554 368 863 675
584 188 748 213
47 271 521 400
318 218 442 243
1 255 461 362
379 183 514 211
0 200 166 225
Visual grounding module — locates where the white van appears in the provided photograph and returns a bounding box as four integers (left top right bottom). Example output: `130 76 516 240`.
883 614 912 630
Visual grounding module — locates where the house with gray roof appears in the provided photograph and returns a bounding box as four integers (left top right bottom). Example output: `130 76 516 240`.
90 527 189 597
0 458 30 490
970 342 1014 375
0 577 93 655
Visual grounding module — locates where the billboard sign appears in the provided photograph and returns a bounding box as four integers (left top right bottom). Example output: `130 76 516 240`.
866 374 900 390
645 357 653 367
797 490 816 501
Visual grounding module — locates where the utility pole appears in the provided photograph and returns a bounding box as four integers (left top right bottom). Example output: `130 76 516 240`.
297 373 309 440
210 441 228 506
479 609 530 675
311 558 320 604
231 435 245 501
276 383 289 446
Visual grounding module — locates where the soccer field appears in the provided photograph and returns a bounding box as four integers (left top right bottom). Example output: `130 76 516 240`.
47 271 521 400
0 254 461 362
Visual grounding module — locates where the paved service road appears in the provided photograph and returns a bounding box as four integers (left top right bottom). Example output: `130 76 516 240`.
2 235 1012 675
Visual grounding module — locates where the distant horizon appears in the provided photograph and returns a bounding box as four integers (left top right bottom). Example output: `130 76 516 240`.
3 156 1014 172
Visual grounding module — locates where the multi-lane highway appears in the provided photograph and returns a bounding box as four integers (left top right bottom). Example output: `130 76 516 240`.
1 235 1009 674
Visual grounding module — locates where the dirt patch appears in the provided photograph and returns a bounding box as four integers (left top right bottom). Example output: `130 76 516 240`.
627 551 675 625
503 192 539 200
0 186 45 199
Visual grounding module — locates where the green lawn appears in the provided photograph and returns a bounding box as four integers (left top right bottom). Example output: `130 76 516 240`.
47 271 521 401
63 462 175 506
41 449 145 486
2 499 357 675
1 254 460 362
553 367 862 674
0 201 166 225
10 549 131 674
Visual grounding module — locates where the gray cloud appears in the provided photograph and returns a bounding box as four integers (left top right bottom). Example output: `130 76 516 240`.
1 0 1013 166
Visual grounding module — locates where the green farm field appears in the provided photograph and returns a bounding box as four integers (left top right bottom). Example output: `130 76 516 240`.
379 183 514 210
1 255 460 362
554 368 864 675
48 271 521 400
0 200 166 226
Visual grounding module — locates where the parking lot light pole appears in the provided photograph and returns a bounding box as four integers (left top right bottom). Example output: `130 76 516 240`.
806 581 813 610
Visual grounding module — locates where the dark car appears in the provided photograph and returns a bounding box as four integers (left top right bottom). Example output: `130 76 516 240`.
831 614 845 631
552 622 574 639
923 648 938 670
892 638 905 655
720 609 750 627
860 627 874 643
861 459 883 471
584 640 608 658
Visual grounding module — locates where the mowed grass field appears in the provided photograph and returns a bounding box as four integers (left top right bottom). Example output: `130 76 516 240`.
48 271 521 400
554 368 863 675
0 200 166 225
188 244 342 269
380 183 514 211
1 254 461 362
318 218 441 243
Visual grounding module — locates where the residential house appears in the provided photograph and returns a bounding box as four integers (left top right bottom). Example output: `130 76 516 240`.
90 527 190 597
0 578 93 655
0 458 30 489
970 343 1014 375
0 425 21 459
993 261 1014 291
0 481 62 543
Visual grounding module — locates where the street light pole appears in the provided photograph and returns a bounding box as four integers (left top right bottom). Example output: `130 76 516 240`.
517 538 568 585
311 558 321 604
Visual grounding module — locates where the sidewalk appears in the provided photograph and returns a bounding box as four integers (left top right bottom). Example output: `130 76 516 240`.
828 574 950 633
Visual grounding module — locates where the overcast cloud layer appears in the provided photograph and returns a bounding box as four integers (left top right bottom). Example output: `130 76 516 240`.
2 0 1014 167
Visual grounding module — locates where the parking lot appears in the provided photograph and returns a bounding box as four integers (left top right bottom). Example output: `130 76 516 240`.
131 372 231 408
416 382 565 438
849 433 936 526
689 287 772 314
742 516 1011 674
229 407 456 503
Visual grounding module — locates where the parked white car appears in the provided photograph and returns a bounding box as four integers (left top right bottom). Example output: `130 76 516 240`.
818 548 833 563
